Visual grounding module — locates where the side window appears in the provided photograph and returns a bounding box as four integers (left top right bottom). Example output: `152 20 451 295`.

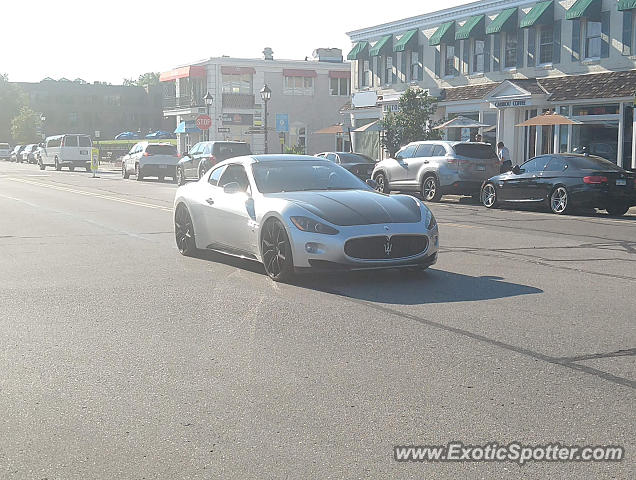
203 143 212 155
64 135 78 147
326 153 338 163
208 165 226 186
130 143 139 154
218 164 250 192
396 145 417 160
78 136 92 147
190 143 201 155
545 156 567 172
521 157 548 173
415 144 433 157
432 145 446 156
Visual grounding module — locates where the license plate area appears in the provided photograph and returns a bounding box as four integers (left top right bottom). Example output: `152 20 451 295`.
616 179 626 186
476 165 486 171
80 150 88 155
159 164 167 169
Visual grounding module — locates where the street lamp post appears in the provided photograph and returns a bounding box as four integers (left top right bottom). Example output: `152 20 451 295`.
40 114 46 141
260 84 271 154
203 92 214 141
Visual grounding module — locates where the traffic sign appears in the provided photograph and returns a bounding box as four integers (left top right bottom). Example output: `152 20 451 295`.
276 114 289 133
217 127 230 133
196 115 212 130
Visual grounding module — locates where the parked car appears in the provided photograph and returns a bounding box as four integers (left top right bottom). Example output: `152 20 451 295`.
0 143 11 160
145 130 174 139
115 132 140 140
39 134 93 171
21 144 39 164
121 142 180 181
315 152 376 180
32 145 44 164
174 155 439 281
481 153 636 216
176 141 252 185
10 145 25 162
372 141 500 201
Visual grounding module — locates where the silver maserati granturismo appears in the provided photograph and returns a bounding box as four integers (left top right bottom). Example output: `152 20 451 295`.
173 155 439 281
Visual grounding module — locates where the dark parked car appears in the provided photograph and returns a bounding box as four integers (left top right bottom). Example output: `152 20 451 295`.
176 141 252 185
481 154 636 216
145 130 174 139
315 152 376 180
115 132 140 140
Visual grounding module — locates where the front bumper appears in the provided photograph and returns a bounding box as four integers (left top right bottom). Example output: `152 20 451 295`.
286 221 439 271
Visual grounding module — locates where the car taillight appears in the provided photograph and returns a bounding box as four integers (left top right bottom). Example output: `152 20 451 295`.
583 175 608 184
446 158 457 165
209 154 217 164
143 152 150 156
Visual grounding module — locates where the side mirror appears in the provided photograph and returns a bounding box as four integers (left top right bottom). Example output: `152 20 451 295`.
512 165 521 175
183 149 188 156
223 182 242 194
366 178 378 190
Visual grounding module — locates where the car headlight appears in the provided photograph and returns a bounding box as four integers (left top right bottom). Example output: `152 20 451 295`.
427 211 437 229
290 216 339 235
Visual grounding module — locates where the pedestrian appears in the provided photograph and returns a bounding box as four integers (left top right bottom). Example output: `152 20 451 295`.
475 134 482 142
497 141 512 173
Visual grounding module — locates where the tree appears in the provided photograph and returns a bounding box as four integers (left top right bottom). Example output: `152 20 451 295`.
123 78 137 86
122 72 160 88
0 74 27 142
380 87 441 157
11 106 41 144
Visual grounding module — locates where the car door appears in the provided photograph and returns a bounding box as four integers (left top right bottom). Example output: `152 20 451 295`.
123 143 136 173
502 157 544 201
204 164 256 254
184 142 202 178
406 143 433 190
518 156 550 200
538 156 569 201
389 144 418 185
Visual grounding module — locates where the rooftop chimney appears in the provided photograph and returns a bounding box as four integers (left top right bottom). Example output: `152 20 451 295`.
263 47 274 60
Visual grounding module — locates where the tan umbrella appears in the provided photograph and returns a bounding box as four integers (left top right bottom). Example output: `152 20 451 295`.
516 112 582 127
314 124 344 134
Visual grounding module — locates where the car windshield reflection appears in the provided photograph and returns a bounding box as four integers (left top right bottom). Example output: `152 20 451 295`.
252 161 368 193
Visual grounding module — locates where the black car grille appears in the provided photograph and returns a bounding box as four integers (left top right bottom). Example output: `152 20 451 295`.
344 235 429 260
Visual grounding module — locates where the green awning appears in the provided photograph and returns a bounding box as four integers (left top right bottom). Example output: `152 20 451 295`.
369 35 393 56
520 1 554 28
455 15 485 40
347 41 369 60
486 8 518 34
618 0 636 10
393 29 419 52
566 0 601 20
429 21 455 46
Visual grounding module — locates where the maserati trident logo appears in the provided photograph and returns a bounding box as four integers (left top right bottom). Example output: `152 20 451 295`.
384 238 393 256
384 225 390 231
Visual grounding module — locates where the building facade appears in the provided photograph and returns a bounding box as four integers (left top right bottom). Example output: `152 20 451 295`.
15 79 169 140
346 0 636 169
160 49 351 155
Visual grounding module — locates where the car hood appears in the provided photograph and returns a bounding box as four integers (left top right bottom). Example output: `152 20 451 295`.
267 190 421 226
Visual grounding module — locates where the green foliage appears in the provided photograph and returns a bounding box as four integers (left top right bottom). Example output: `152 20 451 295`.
123 72 160 88
380 87 441 157
0 74 27 142
284 143 306 155
11 106 41 144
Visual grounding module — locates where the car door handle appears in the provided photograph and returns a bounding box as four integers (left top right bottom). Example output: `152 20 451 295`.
206 198 215 205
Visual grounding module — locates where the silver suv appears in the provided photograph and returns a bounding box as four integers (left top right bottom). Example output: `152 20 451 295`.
372 141 500 201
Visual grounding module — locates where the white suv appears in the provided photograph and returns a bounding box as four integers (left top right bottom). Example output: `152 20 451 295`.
121 142 180 182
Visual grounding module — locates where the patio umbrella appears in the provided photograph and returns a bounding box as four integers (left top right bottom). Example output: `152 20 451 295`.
433 115 491 130
516 112 582 127
314 124 344 134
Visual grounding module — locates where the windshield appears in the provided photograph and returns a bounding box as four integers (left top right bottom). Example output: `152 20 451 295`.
338 153 375 163
252 160 368 193
566 155 625 172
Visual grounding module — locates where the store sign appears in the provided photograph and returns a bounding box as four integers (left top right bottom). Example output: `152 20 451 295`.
491 99 528 108
222 113 253 125
382 103 399 113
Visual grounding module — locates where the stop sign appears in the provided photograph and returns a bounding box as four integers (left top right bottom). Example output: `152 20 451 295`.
196 115 212 130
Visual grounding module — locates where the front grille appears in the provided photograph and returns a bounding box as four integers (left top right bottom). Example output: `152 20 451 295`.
344 235 428 260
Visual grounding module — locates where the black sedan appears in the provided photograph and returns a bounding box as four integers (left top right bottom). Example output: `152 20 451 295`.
480 154 636 216
315 152 376 180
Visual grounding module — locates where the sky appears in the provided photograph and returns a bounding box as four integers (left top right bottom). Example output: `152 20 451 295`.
1 0 472 85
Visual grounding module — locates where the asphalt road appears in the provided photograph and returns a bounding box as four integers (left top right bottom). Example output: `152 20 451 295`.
0 161 634 479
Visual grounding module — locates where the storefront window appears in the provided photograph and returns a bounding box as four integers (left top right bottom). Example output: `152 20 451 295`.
446 112 479 141
623 105 633 168
572 104 619 116
572 122 618 163
539 26 554 64
330 77 350 96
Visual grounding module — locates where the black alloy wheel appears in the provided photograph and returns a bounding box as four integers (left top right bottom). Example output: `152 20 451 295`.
481 183 498 208
261 219 294 282
374 173 390 193
135 164 143 181
176 167 185 186
550 186 569 215
122 163 130 179
174 205 198 256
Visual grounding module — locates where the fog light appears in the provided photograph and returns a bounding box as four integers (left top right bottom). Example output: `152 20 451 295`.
433 235 439 247
305 242 319 253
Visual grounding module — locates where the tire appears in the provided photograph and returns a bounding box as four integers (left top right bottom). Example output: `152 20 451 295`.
158 175 165 182
373 172 390 193
69 166 75 172
549 186 570 215
606 203 630 217
421 175 442 202
135 164 143 181
176 166 185 186
55 158 61 171
85 166 91 172
261 219 294 282
39 161 45 171
481 183 498 208
122 163 130 179
198 164 206 180
174 204 198 256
